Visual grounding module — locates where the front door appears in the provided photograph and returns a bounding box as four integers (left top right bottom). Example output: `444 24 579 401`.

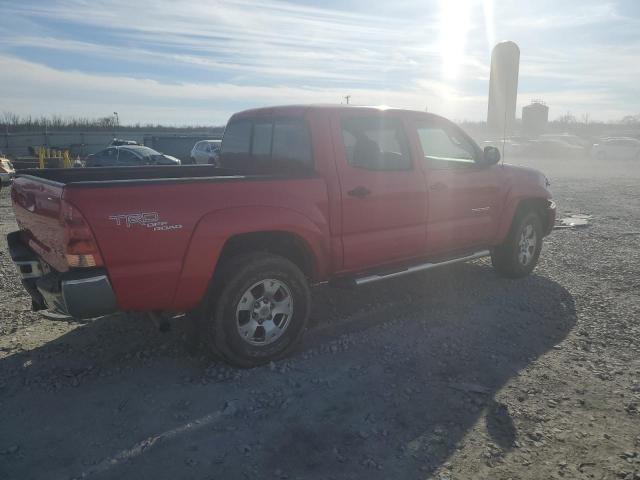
331 112 428 272
411 119 505 255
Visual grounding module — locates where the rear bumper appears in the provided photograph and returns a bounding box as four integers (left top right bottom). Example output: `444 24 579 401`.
7 231 117 319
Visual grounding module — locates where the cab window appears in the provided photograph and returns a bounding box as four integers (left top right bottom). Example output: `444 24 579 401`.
341 116 411 171
415 124 477 168
221 118 313 173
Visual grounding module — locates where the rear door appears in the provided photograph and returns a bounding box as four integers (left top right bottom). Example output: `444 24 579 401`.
331 112 427 272
411 119 505 255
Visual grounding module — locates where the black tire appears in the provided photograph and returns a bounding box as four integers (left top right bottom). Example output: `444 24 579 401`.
200 253 310 367
491 210 543 278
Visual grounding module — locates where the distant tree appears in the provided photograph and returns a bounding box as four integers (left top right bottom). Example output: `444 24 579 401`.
620 114 640 125
556 112 577 124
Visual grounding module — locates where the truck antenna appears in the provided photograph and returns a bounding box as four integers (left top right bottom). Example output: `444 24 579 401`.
501 105 507 165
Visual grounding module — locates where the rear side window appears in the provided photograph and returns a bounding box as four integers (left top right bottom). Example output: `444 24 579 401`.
222 120 252 157
252 122 273 157
221 118 313 173
341 117 411 170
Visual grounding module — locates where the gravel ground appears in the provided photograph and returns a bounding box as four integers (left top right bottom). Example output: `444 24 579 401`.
0 157 639 480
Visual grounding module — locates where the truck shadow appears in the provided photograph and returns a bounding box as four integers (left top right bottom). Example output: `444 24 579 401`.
0 262 576 480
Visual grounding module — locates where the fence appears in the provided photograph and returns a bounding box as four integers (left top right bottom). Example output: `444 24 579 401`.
1 129 224 161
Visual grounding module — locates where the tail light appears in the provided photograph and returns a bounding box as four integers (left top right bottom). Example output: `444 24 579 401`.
60 200 104 268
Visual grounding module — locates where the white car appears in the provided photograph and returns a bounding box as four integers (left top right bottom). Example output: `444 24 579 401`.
591 137 640 160
190 140 221 165
0 157 15 186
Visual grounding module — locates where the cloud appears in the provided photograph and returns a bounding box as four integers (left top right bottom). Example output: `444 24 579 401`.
0 54 490 124
0 0 638 123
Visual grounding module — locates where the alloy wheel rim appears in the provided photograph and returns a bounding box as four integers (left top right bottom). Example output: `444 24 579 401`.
518 223 538 266
235 279 293 346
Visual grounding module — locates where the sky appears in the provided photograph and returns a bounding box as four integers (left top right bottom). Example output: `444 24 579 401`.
0 0 639 126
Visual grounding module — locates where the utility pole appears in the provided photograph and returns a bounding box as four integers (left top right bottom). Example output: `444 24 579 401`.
343 95 351 105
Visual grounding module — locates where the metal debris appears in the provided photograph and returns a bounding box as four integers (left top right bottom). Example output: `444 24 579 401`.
554 214 592 229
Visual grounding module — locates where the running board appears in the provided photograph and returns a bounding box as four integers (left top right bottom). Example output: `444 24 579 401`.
353 250 490 286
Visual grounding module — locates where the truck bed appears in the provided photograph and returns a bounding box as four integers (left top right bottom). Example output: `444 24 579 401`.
11 165 329 312
17 164 296 187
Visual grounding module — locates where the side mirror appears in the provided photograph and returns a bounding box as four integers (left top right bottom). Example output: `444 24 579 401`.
483 146 501 165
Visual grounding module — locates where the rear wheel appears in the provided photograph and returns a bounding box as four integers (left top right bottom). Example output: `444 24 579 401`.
491 211 543 278
200 253 310 367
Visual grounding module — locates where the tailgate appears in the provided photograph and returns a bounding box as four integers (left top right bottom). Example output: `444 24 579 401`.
11 176 69 272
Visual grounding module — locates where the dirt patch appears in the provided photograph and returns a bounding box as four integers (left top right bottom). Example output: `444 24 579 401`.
1 157 639 480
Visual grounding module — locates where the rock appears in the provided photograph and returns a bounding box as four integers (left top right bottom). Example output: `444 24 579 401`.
222 401 238 417
1 445 19 455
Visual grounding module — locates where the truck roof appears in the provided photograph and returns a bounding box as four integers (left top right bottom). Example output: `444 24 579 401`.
231 104 446 121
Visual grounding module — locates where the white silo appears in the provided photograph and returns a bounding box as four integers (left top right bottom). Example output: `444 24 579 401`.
487 41 520 136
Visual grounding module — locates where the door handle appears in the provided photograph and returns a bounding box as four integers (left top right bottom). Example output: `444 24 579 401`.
347 186 371 198
430 182 448 192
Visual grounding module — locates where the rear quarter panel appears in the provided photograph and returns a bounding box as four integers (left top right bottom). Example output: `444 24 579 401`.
64 177 330 311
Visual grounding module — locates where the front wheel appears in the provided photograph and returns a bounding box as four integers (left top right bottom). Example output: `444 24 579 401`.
201 253 310 367
491 211 543 278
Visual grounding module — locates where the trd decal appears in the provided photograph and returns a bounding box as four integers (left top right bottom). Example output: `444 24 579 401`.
108 212 183 231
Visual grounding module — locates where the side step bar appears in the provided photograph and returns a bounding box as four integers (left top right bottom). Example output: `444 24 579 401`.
354 250 490 286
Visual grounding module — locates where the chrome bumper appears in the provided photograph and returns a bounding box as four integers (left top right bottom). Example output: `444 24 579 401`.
7 231 117 319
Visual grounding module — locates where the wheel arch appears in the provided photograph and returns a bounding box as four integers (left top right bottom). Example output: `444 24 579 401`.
495 196 553 244
215 231 317 282
171 205 329 311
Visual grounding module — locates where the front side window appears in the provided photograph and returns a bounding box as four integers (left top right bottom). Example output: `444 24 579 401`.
416 124 476 166
341 116 411 170
221 117 313 173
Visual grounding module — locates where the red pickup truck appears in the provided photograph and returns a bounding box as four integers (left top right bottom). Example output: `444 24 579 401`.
8 105 555 366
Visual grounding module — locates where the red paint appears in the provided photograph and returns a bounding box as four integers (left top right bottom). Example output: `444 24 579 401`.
11 105 554 313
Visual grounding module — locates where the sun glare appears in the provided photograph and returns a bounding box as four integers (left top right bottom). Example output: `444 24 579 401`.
439 0 472 80
482 0 496 53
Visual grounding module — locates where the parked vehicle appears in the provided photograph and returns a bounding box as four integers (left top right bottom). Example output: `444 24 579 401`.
481 137 532 157
591 137 640 160
8 105 555 367
527 138 584 157
539 133 591 150
0 156 15 187
108 138 140 147
85 145 181 167
190 140 221 165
